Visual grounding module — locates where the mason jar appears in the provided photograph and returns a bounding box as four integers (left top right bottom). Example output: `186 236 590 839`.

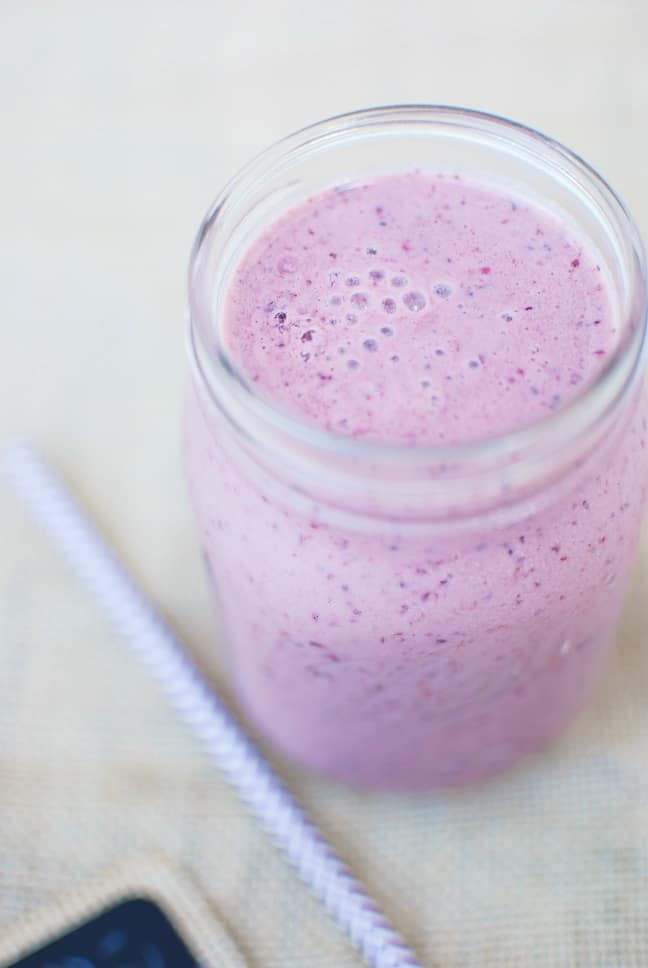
183 106 648 790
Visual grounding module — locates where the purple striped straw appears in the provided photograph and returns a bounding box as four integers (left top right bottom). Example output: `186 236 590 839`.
1 442 423 968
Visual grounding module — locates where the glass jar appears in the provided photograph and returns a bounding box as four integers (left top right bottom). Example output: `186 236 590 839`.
183 106 648 790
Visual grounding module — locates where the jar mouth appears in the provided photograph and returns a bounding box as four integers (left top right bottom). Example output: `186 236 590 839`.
187 105 647 517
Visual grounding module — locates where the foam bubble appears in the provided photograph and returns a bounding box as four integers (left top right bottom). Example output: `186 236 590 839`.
350 292 369 309
403 291 426 312
382 298 397 314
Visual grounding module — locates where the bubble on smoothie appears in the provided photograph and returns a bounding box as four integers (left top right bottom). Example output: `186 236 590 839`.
345 275 361 287
560 639 572 656
391 275 407 288
277 256 297 275
350 292 369 309
363 338 378 352
434 283 452 298
403 291 426 312
382 298 397 314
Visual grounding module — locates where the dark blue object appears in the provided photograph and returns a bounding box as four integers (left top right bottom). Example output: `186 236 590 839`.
7 898 203 968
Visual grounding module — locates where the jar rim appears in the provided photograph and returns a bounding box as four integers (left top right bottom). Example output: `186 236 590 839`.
187 104 647 502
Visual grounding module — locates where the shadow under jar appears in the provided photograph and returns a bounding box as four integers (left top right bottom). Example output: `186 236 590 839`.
183 106 648 791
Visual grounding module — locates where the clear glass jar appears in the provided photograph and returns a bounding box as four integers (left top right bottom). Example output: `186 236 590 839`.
184 106 648 790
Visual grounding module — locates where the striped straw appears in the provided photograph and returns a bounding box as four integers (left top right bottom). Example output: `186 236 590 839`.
1 441 423 968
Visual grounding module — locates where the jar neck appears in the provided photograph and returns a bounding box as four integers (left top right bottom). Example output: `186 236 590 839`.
187 106 648 524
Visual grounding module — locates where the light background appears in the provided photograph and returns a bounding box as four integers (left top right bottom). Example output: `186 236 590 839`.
1 2 648 965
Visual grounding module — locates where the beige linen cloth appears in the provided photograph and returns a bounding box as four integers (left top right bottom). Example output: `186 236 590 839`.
2 2 648 965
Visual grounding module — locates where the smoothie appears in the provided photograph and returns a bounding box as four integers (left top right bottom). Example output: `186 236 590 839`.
184 169 648 789
225 172 614 444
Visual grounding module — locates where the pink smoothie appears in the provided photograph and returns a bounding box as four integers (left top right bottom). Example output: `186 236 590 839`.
184 171 648 789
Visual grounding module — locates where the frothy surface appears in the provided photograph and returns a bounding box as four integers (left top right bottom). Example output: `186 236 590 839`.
225 171 615 444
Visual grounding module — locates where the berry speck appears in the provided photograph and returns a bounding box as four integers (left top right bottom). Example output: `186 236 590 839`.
346 359 359 370
382 298 397 314
381 326 394 336
345 275 360 287
350 292 369 309
480 266 491 275
369 269 385 282
435 284 452 298
391 275 407 288
571 258 580 268
301 330 314 342
363 338 378 352
366 246 377 255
